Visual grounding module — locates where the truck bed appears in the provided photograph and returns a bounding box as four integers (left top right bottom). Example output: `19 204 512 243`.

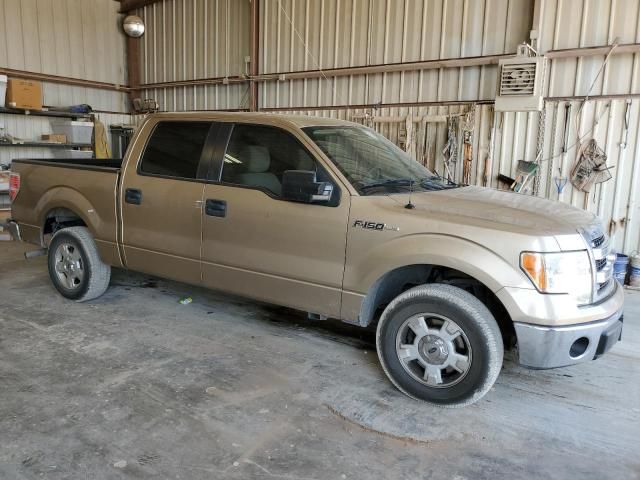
10 157 123 263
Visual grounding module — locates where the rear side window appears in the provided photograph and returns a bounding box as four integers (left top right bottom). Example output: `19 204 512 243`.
140 121 211 179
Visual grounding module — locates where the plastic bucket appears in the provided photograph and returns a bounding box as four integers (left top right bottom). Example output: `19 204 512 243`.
629 265 640 287
614 253 629 273
614 253 629 284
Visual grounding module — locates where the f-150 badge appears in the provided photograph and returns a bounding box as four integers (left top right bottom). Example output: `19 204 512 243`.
353 220 400 231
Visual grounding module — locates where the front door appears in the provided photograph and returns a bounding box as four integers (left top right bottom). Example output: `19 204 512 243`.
120 120 214 285
201 123 350 317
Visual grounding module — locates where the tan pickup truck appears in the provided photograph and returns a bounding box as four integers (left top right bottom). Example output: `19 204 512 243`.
7 112 624 406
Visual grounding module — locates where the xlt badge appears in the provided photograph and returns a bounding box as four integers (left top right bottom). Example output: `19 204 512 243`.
353 220 399 231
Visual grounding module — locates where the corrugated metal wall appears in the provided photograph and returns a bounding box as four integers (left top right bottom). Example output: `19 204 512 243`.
0 0 129 166
0 0 128 112
259 0 533 108
540 0 640 98
137 0 251 110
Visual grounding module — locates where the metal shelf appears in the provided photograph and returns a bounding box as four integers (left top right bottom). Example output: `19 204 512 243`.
0 106 91 119
0 142 92 148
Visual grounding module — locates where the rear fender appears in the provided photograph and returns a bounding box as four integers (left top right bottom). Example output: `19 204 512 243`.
35 187 101 244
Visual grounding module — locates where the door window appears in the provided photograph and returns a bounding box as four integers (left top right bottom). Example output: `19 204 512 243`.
221 124 317 196
139 121 212 179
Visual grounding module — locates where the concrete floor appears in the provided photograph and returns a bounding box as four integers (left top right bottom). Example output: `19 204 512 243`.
1 240 639 480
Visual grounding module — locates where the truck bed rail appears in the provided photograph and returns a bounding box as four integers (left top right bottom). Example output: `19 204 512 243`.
11 158 123 171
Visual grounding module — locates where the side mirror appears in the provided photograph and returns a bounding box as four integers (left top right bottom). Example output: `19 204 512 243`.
282 170 333 204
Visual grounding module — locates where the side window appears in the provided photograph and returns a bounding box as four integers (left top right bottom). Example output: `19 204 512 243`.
140 121 211 179
221 124 317 196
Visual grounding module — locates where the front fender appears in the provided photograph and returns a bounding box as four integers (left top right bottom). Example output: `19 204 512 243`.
344 233 531 295
340 233 532 325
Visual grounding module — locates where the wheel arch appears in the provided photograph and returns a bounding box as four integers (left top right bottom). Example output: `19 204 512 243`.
35 187 97 245
43 207 88 235
358 263 516 347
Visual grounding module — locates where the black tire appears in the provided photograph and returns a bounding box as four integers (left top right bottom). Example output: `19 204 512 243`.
376 284 503 407
47 226 111 302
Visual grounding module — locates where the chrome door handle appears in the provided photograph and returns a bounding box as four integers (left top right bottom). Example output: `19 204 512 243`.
125 188 142 205
205 199 227 217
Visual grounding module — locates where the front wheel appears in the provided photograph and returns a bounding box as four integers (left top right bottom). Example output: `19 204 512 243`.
47 226 111 302
376 284 503 407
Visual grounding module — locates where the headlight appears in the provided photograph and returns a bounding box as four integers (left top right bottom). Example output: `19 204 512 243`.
520 251 592 305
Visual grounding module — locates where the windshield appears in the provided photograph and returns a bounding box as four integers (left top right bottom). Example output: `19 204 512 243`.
302 125 458 195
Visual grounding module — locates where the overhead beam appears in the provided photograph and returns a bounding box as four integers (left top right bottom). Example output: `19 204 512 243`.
119 0 163 13
0 66 128 92
254 53 511 82
546 42 640 59
129 41 640 100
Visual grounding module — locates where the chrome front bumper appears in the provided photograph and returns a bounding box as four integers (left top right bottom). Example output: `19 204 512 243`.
514 309 623 369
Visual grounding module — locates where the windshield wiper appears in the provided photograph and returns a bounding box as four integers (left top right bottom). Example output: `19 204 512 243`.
359 178 415 191
420 175 458 190
425 172 456 185
359 176 459 194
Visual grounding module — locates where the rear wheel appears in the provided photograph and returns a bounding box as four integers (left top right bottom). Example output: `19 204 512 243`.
376 284 503 407
47 226 111 302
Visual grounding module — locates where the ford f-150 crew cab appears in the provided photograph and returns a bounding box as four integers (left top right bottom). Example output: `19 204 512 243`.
7 112 624 406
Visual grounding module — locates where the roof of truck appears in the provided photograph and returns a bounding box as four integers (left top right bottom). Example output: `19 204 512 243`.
148 111 359 128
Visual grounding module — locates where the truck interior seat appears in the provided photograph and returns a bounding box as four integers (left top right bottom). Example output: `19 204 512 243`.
236 145 282 195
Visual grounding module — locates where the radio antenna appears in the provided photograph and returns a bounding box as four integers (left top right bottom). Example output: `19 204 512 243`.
405 179 416 209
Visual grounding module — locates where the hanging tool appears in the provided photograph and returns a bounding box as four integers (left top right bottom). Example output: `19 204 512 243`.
554 167 568 195
570 139 613 192
556 103 572 201
442 116 459 182
620 99 631 149
511 160 538 193
484 109 496 187
461 111 474 185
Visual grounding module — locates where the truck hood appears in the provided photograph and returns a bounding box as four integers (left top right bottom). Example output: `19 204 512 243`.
390 186 597 236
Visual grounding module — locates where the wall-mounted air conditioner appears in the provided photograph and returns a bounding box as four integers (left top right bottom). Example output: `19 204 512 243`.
495 44 546 112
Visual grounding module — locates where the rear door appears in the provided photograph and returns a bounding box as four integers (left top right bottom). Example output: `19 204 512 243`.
200 123 351 317
120 120 219 285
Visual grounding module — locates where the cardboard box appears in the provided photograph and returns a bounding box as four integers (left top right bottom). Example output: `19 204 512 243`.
6 78 42 110
41 134 67 143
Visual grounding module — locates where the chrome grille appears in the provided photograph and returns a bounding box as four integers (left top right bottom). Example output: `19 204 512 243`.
584 226 615 303
592 235 606 248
